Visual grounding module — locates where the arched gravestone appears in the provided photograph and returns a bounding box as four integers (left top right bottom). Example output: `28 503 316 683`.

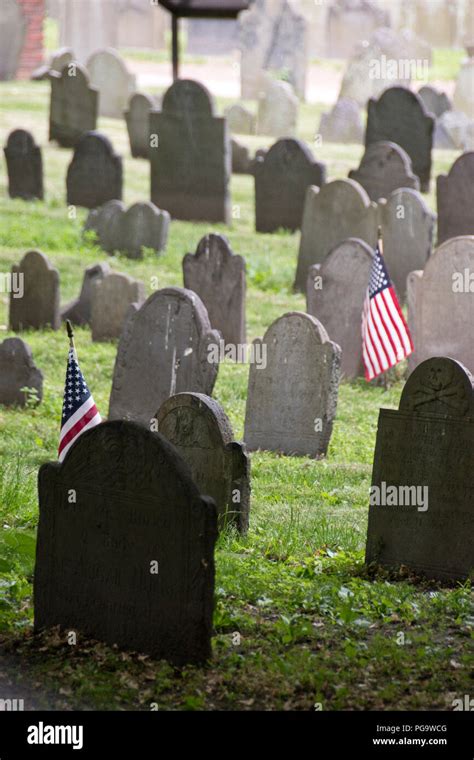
256 80 298 138
318 98 364 144
125 92 158 158
109 287 221 426
61 262 111 326
0 0 26 81
306 238 374 379
86 48 136 119
418 85 451 118
150 79 231 224
407 236 474 374
365 357 474 582
49 63 98 148
91 271 145 342
437 152 474 245
85 201 170 258
182 234 246 347
294 178 378 292
254 138 326 233
66 131 122 209
244 312 341 457
0 338 43 406
4 129 43 201
34 420 217 664
365 87 435 192
84 199 124 252
9 250 60 331
348 141 419 202
156 393 250 534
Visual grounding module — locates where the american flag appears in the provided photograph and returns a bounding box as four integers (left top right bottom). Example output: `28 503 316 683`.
362 242 413 382
58 347 101 462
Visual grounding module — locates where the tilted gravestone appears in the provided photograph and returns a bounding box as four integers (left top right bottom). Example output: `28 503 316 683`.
9 250 60 331
150 79 231 224
49 63 98 148
348 141 419 202
183 234 246 347
156 393 250 533
61 262 111 326
66 131 122 209
294 178 378 291
306 238 373 379
224 104 255 135
244 312 341 457
91 271 145 342
0 0 26 81
255 138 326 233
125 92 158 158
34 420 217 664
109 287 221 426
418 85 452 118
85 201 170 259
365 87 435 192
0 338 43 406
256 79 298 138
86 48 136 118
365 356 474 582
318 98 364 144
4 129 43 201
436 152 474 244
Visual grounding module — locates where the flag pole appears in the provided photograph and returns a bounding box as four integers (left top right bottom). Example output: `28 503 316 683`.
377 224 384 256
66 319 75 352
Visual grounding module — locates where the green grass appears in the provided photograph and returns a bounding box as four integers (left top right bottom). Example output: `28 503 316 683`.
0 80 471 711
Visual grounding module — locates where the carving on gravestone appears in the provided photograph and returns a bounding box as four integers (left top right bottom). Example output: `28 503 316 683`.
0 0 26 81
183 234 246 347
61 262 111 326
49 63 98 148
66 131 122 209
256 79 298 138
244 312 341 457
34 420 218 664
255 138 326 233
86 48 136 119
150 79 231 224
84 201 170 258
418 85 452 119
365 357 474 581
156 393 250 534
125 93 159 158
109 287 221 426
9 250 60 331
224 104 256 135
306 238 374 379
91 271 146 342
0 337 43 406
318 98 364 144
294 178 378 292
436 152 474 244
4 129 44 201
348 141 419 202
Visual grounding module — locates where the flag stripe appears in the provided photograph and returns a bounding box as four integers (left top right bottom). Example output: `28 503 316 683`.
373 293 400 362
58 409 101 462
59 403 100 459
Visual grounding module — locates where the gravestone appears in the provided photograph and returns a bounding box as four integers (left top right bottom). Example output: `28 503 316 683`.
183 234 246 347
454 56 474 119
348 141 419 202
91 271 145 342
418 85 452 118
150 79 231 224
61 262 111 326
365 87 435 192
244 312 341 457
49 63 98 148
84 201 170 258
326 0 389 59
156 393 250 533
365 356 474 582
9 250 60 331
256 79 298 138
4 129 43 201
437 152 474 244
306 238 373 379
0 338 43 406
318 98 364 144
125 93 158 158
224 104 255 135
407 236 474 374
434 110 474 151
254 138 326 233
86 48 136 119
0 0 26 80
294 178 378 291
84 199 124 252
66 131 122 209
231 139 252 174
32 46 74 81
109 287 221 426
35 420 217 664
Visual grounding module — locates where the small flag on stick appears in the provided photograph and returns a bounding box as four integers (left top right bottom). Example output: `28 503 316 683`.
58 321 101 462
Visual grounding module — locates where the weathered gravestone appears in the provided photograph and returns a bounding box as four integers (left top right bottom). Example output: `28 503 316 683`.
294 178 378 291
83 199 124 252
156 393 250 533
4 129 43 201
61 262 111 326
109 287 221 426
244 312 341 457
0 0 26 80
183 234 246 347
9 250 60 331
224 104 255 135
150 79 231 223
437 152 474 244
32 46 75 81
86 48 136 119
318 98 364 144
418 85 452 118
306 238 373 379
85 201 170 259
0 337 43 406
125 93 158 158
49 63 98 148
326 0 389 59
66 131 122 209
91 271 145 342
34 420 217 664
365 356 474 582
434 110 474 151
365 87 435 192
407 236 474 374
231 139 252 175
255 138 326 233
256 79 298 138
348 141 419 202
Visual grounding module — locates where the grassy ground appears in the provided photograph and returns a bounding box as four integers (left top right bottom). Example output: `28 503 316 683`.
0 80 472 711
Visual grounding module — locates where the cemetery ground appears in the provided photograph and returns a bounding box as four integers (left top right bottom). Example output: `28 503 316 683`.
0 80 472 712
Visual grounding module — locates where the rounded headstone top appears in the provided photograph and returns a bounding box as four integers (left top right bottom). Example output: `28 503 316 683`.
5 129 36 150
263 311 333 347
260 138 317 170
400 357 474 418
56 61 91 84
73 130 118 157
156 392 235 447
161 79 214 117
